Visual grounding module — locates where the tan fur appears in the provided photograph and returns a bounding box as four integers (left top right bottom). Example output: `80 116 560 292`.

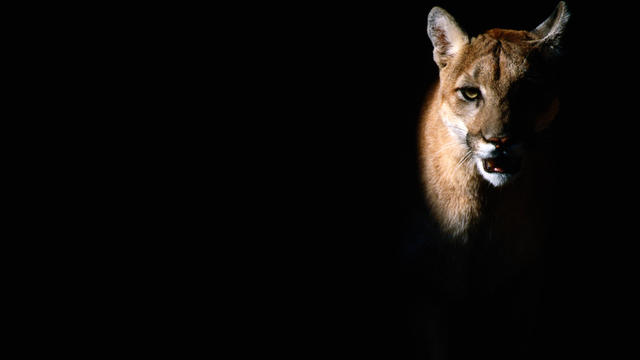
420 5 567 259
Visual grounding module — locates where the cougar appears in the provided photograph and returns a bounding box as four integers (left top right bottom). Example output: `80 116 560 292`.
415 3 569 358
419 2 568 249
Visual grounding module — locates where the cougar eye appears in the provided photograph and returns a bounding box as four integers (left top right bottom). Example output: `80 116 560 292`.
459 87 480 101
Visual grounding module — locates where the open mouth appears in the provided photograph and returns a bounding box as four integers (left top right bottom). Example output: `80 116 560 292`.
482 156 522 174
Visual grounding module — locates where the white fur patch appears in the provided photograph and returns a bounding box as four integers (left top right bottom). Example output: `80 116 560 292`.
475 142 496 158
439 105 468 143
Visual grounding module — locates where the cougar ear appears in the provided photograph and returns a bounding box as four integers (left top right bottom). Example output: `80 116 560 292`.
531 1 570 58
427 7 469 69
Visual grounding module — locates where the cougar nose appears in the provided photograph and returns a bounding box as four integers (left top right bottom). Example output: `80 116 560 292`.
485 136 510 149
485 136 511 149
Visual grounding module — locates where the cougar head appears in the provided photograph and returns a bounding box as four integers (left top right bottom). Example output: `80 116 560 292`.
427 2 568 186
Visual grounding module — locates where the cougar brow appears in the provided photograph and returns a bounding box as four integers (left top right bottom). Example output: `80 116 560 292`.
492 40 501 81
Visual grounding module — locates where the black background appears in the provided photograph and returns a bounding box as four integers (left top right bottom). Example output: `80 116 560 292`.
243 1 639 358
20 1 640 357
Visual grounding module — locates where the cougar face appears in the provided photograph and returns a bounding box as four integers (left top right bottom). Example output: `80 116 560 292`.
428 5 566 187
